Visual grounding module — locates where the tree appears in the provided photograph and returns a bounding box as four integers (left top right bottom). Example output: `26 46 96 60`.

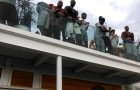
16 0 36 30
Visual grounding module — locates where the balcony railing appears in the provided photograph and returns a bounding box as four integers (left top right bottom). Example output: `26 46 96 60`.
0 1 139 62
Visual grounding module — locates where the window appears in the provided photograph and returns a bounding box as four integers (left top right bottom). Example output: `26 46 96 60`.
41 74 121 90
11 70 33 88
42 74 56 89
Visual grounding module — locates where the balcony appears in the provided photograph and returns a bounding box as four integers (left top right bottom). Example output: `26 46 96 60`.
0 23 140 84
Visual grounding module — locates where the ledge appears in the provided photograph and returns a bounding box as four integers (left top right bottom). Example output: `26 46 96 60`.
0 24 140 74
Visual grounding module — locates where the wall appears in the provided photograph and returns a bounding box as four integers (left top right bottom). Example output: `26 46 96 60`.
42 75 121 90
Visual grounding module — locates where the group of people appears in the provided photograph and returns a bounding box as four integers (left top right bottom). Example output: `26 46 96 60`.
93 15 138 61
36 0 139 61
36 0 89 47
0 0 139 61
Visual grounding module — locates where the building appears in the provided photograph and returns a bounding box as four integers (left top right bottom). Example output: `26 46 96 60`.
0 24 140 90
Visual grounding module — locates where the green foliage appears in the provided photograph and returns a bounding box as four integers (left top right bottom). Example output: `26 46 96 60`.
16 0 36 29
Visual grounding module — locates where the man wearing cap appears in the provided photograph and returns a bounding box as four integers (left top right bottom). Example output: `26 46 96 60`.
0 0 18 26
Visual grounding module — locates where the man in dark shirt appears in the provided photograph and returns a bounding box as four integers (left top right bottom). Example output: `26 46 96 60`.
53 0 64 40
65 0 82 45
121 26 137 60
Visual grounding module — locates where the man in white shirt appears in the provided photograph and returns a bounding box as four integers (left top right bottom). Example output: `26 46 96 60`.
95 16 111 53
79 13 89 47
0 0 18 26
110 29 119 56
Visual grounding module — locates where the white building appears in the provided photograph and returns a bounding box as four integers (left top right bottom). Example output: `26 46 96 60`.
0 24 140 90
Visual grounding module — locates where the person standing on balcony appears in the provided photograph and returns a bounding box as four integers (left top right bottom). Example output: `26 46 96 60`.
36 2 50 36
0 0 18 26
47 4 56 38
53 0 67 41
65 0 82 45
110 29 119 56
121 26 137 60
78 13 89 47
102 26 113 54
95 16 108 53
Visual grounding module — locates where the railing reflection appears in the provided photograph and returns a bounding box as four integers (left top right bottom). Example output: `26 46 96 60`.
0 1 139 62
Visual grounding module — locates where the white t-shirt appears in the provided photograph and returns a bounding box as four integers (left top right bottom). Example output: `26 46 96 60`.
110 34 119 48
96 23 107 29
79 20 87 30
0 0 16 5
95 23 107 37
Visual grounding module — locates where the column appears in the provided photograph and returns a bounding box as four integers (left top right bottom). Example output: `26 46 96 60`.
56 56 62 90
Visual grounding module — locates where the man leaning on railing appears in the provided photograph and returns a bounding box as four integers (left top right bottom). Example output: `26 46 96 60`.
53 0 66 41
78 13 89 48
65 0 82 45
95 16 112 53
121 26 137 60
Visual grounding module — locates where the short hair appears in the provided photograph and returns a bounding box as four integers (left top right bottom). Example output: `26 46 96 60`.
125 26 129 28
71 0 75 2
71 0 76 4
91 86 105 90
99 18 105 22
58 0 63 4
110 29 115 33
82 13 87 16
99 16 103 20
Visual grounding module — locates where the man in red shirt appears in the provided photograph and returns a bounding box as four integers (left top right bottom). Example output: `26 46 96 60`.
53 0 66 40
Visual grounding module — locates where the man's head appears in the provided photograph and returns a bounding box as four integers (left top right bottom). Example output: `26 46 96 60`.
99 16 105 25
124 26 129 31
110 29 115 36
81 13 87 19
91 86 105 90
70 0 76 7
99 16 103 20
57 0 63 8
49 4 54 9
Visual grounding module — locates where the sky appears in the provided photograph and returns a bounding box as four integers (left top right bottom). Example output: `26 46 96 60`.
31 0 140 41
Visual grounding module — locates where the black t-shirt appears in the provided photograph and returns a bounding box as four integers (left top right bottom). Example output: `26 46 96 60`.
64 6 78 21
